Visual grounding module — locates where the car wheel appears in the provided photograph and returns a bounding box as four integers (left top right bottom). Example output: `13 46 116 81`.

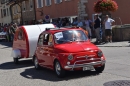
33 56 41 70
13 58 19 64
95 64 105 73
54 60 66 78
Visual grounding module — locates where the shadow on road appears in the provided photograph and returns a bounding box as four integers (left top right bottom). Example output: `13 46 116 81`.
0 42 12 48
0 58 101 81
20 67 100 81
0 59 33 70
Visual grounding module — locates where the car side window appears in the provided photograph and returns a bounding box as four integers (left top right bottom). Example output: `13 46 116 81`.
18 29 23 40
38 34 43 46
43 33 50 45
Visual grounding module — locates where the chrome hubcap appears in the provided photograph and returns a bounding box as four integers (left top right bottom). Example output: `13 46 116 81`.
55 62 61 75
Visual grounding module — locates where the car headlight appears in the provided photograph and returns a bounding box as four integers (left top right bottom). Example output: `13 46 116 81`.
97 51 103 57
68 54 73 60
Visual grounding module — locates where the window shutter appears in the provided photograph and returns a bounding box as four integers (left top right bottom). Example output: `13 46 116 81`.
55 0 57 4
41 0 43 7
29 0 33 9
50 0 52 5
23 1 26 11
45 0 47 6
37 0 39 8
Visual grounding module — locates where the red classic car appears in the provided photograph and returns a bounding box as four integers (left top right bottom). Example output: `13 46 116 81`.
34 27 106 77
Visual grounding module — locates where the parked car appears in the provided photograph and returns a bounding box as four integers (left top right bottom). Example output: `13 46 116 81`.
34 27 106 77
0 31 7 41
11 24 55 64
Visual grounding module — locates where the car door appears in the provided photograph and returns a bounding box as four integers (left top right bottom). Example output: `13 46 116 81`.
41 33 54 68
36 34 44 65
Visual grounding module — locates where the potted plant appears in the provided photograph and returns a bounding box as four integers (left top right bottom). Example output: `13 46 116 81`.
94 0 118 13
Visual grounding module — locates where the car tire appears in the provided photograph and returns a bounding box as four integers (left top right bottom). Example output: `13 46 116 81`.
95 64 105 73
33 56 41 70
54 60 66 78
13 58 19 64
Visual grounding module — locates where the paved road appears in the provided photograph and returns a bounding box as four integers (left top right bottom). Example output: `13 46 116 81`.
0 42 130 86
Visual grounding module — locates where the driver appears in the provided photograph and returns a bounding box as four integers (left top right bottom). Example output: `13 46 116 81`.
75 32 84 41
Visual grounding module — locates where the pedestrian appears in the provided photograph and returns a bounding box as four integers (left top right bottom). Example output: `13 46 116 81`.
94 14 102 43
77 19 83 28
84 17 93 39
13 23 18 31
72 18 78 26
103 15 115 43
9 23 15 42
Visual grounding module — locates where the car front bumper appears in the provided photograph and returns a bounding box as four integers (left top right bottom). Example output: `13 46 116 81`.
64 60 106 70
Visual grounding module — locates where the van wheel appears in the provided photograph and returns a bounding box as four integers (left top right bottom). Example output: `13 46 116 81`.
13 58 19 64
33 56 41 70
54 60 66 78
95 64 105 73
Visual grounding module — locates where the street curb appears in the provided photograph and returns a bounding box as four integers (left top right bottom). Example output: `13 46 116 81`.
96 45 130 47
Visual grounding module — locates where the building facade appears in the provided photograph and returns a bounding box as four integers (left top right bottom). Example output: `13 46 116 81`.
35 0 88 23
7 0 35 25
1 0 129 25
0 0 12 26
22 0 35 25
35 0 130 25
85 0 130 25
0 1 3 26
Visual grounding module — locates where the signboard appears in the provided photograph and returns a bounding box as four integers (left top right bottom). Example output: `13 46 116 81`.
78 0 88 20
44 15 50 22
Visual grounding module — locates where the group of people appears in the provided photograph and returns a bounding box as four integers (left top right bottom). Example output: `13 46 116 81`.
93 14 115 43
0 23 18 42
71 14 115 43
0 14 115 43
52 17 71 27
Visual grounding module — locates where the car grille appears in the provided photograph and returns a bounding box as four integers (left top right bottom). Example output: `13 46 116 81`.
0 35 5 38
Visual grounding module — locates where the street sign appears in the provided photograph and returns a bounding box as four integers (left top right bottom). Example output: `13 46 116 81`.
78 8 86 11
80 0 88 3
44 15 50 22
80 14 88 16
78 5 86 9
78 11 86 14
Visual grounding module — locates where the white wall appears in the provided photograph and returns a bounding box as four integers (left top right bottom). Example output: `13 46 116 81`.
0 2 2 23
0 2 11 26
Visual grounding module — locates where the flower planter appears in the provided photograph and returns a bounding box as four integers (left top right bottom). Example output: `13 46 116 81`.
94 0 118 13
112 25 130 41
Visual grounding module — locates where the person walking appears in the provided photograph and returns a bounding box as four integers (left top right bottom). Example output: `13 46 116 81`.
84 17 92 39
104 15 115 43
9 23 15 42
94 14 102 43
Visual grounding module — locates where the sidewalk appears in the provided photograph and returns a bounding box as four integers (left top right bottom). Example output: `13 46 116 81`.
91 38 130 47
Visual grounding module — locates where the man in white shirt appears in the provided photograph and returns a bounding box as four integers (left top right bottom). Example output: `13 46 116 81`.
104 15 115 43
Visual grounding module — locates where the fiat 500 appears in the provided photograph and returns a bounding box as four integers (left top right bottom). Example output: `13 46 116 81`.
34 27 106 77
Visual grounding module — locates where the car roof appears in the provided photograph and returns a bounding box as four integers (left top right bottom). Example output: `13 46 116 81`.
42 27 83 34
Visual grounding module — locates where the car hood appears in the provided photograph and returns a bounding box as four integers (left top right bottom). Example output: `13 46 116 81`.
55 42 99 53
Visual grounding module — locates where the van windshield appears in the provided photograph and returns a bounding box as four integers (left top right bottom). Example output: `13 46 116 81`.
54 30 88 44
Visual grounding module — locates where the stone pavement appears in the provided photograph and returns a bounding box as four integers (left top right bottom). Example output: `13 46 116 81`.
91 38 130 47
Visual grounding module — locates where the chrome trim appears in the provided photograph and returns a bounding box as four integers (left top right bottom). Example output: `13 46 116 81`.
64 60 106 70
76 55 96 58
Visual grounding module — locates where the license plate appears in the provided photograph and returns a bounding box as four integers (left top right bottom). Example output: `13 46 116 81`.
83 66 94 71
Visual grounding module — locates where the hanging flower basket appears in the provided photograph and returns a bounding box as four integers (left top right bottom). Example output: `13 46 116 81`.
94 0 118 13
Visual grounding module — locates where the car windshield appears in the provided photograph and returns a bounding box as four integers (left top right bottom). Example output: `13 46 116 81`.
54 30 88 44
